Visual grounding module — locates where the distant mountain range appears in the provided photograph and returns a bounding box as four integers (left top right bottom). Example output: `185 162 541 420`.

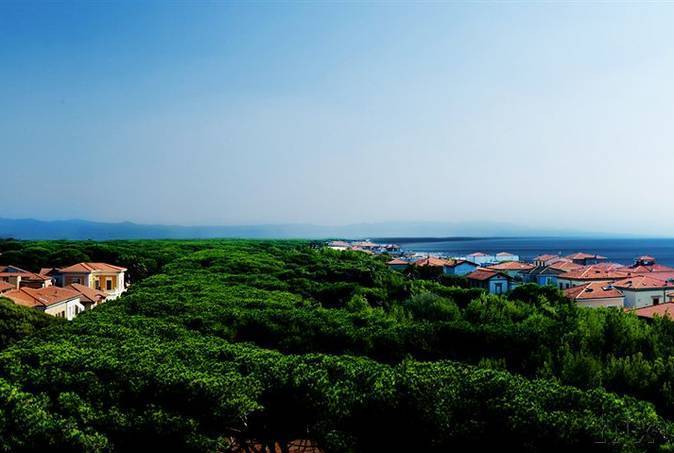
0 218 632 240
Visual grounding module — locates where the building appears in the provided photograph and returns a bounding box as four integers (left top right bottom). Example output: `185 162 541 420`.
0 265 52 289
564 252 608 266
464 252 495 266
443 259 479 276
495 252 519 262
532 254 563 267
521 265 568 286
563 281 624 308
466 268 512 294
613 275 674 309
49 263 127 300
486 261 534 278
386 258 409 271
2 286 85 320
327 240 350 251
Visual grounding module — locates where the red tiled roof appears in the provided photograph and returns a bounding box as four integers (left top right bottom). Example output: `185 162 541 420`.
3 287 80 308
558 265 630 281
629 264 674 274
413 257 451 267
564 281 624 301
496 252 515 256
534 254 560 261
547 261 583 272
565 252 607 260
613 275 674 290
58 262 127 273
487 261 534 271
466 268 508 281
0 281 14 293
639 256 656 261
386 258 408 265
0 265 51 281
631 303 674 319
468 252 488 257
67 283 107 304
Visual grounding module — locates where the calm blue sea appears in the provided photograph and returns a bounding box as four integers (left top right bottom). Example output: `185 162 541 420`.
393 238 674 267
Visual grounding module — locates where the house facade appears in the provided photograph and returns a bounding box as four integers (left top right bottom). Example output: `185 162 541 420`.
0 266 52 289
466 269 512 294
51 263 127 299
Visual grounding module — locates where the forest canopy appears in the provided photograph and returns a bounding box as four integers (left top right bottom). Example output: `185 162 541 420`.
0 239 673 451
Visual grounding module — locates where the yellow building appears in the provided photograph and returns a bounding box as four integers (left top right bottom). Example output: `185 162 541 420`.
53 262 127 300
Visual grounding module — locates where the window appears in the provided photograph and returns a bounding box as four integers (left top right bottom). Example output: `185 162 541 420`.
95 280 100 290
494 283 503 294
72 277 81 284
653 297 661 305
106 279 113 291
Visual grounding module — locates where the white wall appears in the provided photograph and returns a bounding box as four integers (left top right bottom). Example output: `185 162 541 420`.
44 297 85 320
577 297 624 308
622 289 669 308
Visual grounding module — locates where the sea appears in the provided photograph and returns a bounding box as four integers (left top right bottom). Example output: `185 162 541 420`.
389 237 674 267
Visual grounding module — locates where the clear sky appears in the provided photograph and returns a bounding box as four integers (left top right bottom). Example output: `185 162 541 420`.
3 1 674 235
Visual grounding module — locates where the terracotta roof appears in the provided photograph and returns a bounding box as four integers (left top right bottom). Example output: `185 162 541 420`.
3 287 80 308
466 268 509 281
613 275 674 290
413 257 451 267
0 281 14 293
468 252 488 257
58 262 127 273
639 256 656 261
565 252 607 260
487 261 534 271
629 264 674 273
547 261 583 272
534 254 560 261
496 252 515 256
67 283 107 304
0 266 51 281
558 265 630 281
386 258 408 265
631 303 674 319
564 281 624 301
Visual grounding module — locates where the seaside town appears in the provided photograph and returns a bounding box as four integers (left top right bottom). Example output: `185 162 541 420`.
328 240 674 319
0 262 126 320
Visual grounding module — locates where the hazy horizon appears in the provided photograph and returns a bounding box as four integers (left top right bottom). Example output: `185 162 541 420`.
4 2 674 235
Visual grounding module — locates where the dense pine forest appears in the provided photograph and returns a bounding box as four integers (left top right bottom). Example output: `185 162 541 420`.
1 239 674 451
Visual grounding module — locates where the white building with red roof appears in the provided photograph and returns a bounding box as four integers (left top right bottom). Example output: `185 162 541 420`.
563 281 624 308
613 275 674 309
2 286 85 320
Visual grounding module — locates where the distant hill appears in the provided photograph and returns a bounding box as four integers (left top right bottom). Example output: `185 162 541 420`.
0 217 623 241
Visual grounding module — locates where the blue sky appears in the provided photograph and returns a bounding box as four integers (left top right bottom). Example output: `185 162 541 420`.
3 1 674 234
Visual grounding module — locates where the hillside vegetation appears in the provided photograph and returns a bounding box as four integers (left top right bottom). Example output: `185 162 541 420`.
0 239 673 451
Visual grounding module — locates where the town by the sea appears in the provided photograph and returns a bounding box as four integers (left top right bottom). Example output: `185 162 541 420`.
385 237 674 267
